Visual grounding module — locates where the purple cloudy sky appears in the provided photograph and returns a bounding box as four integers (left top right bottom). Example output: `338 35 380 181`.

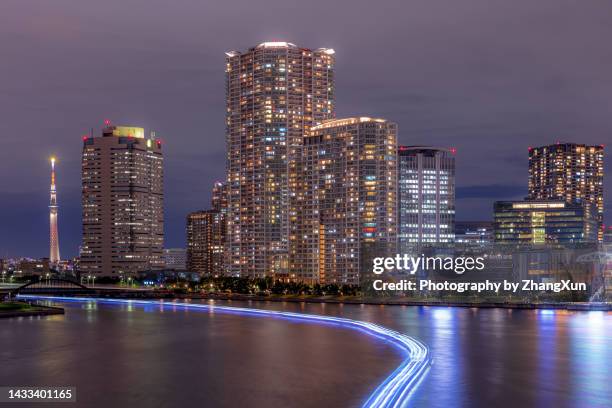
1 0 611 258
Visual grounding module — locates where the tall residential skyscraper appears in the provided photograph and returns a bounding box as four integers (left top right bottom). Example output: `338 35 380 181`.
49 157 60 266
186 210 226 276
211 181 228 213
398 146 455 251
296 117 397 285
80 125 164 277
528 143 604 240
225 42 335 278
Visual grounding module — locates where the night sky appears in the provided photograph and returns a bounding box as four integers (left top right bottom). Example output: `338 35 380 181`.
1 0 611 258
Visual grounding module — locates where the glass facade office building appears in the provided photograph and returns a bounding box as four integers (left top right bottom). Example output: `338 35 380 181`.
398 147 455 251
493 200 598 245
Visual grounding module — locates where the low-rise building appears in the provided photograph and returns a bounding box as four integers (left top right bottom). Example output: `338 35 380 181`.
163 248 187 271
493 200 598 245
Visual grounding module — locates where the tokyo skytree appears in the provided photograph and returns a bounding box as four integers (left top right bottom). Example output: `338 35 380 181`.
49 156 60 265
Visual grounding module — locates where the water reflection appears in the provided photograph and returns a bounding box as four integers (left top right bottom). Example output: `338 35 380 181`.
569 311 609 407
201 300 610 408
0 300 401 408
2 299 610 408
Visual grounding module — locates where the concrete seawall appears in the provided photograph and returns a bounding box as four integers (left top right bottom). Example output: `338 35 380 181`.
191 293 612 311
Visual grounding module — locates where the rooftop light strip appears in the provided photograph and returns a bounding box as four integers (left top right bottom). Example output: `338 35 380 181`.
17 295 430 408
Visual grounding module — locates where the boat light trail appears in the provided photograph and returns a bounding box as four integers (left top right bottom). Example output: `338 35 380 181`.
18 295 430 408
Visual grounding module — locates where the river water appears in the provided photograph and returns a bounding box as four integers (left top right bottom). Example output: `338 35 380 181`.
1 298 610 408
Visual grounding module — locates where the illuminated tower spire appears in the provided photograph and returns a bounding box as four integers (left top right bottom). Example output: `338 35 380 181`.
49 156 60 265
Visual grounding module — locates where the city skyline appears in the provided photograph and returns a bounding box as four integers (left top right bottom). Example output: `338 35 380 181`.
2 0 612 258
1 4 610 408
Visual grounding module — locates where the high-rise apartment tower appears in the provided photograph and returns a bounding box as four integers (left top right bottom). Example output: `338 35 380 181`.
186 210 226 276
225 42 335 277
296 117 397 285
80 125 164 277
528 143 604 240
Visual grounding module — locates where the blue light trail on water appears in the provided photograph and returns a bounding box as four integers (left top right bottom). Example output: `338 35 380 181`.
18 295 430 408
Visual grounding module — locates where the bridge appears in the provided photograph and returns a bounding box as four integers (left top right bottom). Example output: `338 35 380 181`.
12 278 94 296
0 278 165 300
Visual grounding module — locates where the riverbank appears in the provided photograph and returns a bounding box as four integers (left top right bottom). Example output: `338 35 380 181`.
187 292 612 311
0 301 64 318
16 290 610 311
